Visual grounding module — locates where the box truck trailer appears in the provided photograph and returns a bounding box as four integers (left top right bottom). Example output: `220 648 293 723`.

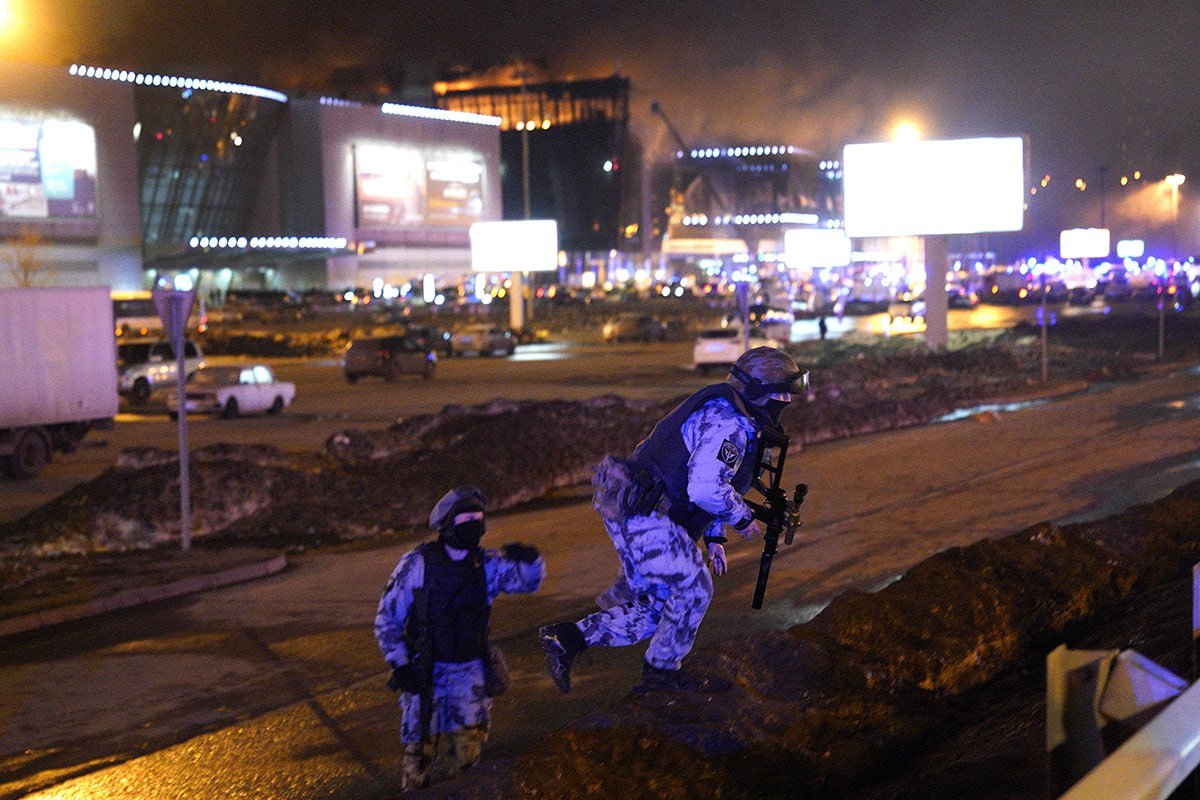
0 286 119 479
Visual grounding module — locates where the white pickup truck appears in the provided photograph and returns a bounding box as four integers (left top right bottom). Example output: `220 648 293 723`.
0 286 119 479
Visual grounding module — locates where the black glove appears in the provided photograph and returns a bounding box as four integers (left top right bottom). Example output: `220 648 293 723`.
386 664 422 694
501 542 540 564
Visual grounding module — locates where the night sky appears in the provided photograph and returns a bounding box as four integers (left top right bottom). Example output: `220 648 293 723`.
15 0 1200 255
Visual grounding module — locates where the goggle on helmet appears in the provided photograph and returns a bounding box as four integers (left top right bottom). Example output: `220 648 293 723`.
728 365 810 402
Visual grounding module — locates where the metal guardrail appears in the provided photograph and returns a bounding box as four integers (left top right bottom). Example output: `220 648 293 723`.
1050 563 1200 798
1058 678 1200 800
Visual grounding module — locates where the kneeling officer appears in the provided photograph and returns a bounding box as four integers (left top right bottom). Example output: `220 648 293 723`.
375 485 545 793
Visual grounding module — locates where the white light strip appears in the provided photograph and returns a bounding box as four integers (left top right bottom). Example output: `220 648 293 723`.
319 96 364 108
682 145 802 160
69 64 288 104
681 212 820 226
381 102 501 127
188 236 350 250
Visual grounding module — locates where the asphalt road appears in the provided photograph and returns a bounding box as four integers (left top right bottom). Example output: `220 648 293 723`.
2 363 1199 799
0 300 1109 525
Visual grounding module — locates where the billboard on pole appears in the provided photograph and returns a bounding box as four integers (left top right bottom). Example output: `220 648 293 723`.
469 220 558 272
1060 228 1110 259
784 228 852 270
842 137 1026 238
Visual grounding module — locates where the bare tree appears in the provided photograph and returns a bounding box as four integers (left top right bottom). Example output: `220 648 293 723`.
2 226 52 287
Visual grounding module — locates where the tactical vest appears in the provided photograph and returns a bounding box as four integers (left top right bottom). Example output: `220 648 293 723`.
632 384 766 538
412 542 491 664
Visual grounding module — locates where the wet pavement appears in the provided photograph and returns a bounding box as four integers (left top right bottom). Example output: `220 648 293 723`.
4 366 1200 798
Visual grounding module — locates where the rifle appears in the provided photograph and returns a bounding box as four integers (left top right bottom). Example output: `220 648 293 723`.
407 583 436 745
745 426 808 609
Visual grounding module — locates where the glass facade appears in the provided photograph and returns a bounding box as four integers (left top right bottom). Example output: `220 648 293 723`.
135 85 285 264
436 75 639 253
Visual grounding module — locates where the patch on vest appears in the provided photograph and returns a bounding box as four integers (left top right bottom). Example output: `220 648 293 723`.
718 439 739 466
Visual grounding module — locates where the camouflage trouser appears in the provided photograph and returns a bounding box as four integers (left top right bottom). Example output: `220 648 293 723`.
576 513 713 670
401 726 486 792
398 659 491 734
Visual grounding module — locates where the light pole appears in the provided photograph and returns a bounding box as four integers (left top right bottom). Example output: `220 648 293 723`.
510 64 534 333
1162 173 1185 360
1166 173 1185 260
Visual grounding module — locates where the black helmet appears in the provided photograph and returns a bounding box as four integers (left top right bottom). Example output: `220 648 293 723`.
428 484 487 531
727 346 809 404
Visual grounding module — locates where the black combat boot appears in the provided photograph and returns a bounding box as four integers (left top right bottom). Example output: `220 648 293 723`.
634 661 731 694
539 622 586 694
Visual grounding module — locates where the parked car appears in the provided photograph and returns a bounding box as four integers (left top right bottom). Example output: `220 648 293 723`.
948 289 981 309
692 327 781 375
404 324 453 357
887 294 926 324
602 312 668 343
117 339 205 405
343 335 436 382
450 324 516 356
167 364 295 419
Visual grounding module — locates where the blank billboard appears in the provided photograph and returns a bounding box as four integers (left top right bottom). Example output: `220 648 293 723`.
842 137 1025 238
1060 228 1110 259
784 228 852 269
469 220 558 272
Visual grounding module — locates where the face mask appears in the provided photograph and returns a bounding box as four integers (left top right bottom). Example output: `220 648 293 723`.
763 398 790 422
444 520 484 551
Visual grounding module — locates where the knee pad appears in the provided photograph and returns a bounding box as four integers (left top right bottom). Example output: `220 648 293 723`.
450 725 488 774
402 740 435 791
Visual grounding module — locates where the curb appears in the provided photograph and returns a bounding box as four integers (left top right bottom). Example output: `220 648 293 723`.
0 553 288 640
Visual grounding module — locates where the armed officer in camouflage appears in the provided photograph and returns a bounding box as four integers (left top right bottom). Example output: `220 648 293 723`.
539 346 808 693
375 485 545 793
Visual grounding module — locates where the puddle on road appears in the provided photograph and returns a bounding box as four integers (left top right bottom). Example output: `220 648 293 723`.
1115 392 1200 426
507 342 574 362
932 398 1049 424
1057 449 1200 526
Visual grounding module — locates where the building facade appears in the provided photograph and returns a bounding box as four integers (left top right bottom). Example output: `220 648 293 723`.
0 62 141 289
0 62 502 295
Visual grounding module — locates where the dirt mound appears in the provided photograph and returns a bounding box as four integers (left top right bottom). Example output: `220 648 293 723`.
0 334 1166 578
459 480 1199 800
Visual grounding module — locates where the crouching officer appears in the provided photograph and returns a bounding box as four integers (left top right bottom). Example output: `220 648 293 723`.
540 346 807 694
375 485 545 793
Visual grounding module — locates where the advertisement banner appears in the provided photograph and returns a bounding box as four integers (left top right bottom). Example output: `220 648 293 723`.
354 144 486 230
0 116 97 221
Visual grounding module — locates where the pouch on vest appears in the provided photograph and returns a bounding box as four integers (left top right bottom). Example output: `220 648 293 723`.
591 455 663 521
483 643 510 697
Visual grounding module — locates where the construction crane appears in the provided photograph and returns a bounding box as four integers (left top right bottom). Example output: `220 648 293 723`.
649 100 757 254
650 101 762 345
650 100 732 213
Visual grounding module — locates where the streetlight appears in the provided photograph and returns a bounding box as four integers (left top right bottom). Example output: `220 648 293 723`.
1166 173 1185 260
0 1 16 40
891 119 921 142
510 62 534 333
1162 173 1185 360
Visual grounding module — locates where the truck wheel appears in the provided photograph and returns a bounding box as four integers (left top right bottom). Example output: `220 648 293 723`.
56 422 89 454
130 378 152 405
220 398 239 419
5 429 50 479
